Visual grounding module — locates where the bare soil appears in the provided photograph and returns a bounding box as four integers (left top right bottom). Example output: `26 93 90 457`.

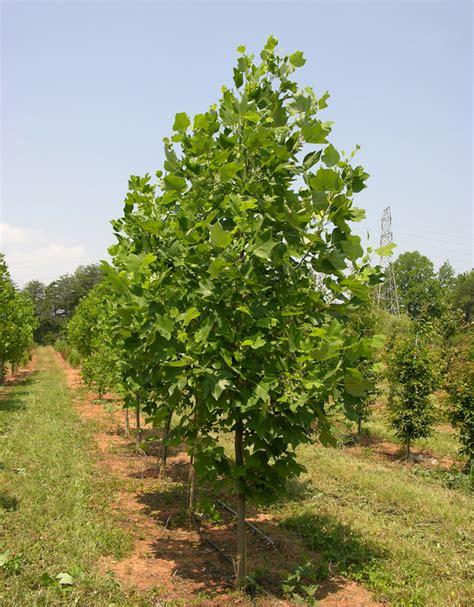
55 351 383 606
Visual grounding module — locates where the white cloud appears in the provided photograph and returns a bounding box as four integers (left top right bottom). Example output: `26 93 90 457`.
0 222 46 245
0 222 94 286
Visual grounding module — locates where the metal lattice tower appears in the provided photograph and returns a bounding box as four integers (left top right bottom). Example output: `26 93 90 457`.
377 207 400 315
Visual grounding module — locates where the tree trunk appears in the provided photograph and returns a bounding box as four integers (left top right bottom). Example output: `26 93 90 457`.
357 417 362 436
187 452 196 513
0 360 5 385
135 402 142 449
159 410 173 478
406 439 411 460
124 409 130 437
234 420 247 587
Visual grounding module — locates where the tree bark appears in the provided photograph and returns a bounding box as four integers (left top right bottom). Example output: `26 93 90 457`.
357 417 362 436
187 451 196 513
406 439 411 460
135 402 142 449
124 408 130 437
159 410 173 478
234 420 247 587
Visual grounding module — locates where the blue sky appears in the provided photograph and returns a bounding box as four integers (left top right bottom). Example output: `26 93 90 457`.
1 0 472 285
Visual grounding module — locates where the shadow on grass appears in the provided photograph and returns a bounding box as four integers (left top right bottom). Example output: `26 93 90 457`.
0 493 19 511
0 374 38 414
280 509 386 589
133 479 384 602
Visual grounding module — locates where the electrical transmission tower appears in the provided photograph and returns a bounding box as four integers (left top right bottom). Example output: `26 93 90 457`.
377 207 400 315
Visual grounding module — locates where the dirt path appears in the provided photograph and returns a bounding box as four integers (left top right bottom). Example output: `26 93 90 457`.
54 351 383 607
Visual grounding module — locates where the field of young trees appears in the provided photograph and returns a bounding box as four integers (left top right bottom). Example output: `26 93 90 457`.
1 39 473 606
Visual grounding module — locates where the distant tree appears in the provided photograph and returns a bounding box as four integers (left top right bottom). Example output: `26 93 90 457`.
24 264 103 344
67 281 120 397
452 270 474 323
387 332 439 459
393 251 442 320
437 260 456 291
446 330 474 469
0 255 37 382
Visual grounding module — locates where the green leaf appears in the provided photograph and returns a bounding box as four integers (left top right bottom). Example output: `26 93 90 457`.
233 68 243 88
210 222 232 248
164 174 186 192
38 572 55 587
311 342 340 361
243 112 260 123
344 369 373 397
156 314 174 340
302 150 322 170
340 236 363 260
183 307 200 327
242 334 266 349
194 113 209 130
173 112 190 132
252 234 278 260
301 120 330 144
310 168 343 192
207 257 229 277
213 378 230 400
265 35 278 51
195 322 212 343
371 334 386 349
237 44 246 53
375 242 396 257
290 50 306 67
322 144 340 167
219 162 241 182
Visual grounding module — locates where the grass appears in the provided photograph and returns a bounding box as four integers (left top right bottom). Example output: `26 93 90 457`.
270 443 474 606
1 348 472 606
0 347 141 606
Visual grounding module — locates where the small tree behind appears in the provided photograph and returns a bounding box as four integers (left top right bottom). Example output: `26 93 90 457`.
446 330 474 470
387 332 438 458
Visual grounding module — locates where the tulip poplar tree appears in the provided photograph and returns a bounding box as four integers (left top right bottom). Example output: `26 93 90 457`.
106 37 383 586
0 254 37 382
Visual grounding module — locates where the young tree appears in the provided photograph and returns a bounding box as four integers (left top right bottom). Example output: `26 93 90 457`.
387 332 439 458
393 251 443 320
0 255 37 382
106 37 382 585
67 282 120 397
446 331 474 470
452 270 474 323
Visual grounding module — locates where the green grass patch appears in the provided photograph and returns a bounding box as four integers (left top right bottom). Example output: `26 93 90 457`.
271 444 473 606
0 347 139 606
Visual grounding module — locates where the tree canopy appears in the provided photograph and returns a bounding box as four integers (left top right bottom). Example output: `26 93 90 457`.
104 36 383 583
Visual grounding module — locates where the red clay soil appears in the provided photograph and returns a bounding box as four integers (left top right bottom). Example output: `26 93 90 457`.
54 351 383 607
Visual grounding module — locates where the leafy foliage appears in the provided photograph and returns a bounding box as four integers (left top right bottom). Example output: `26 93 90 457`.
105 36 382 582
387 332 439 457
451 269 474 323
0 254 37 381
393 251 442 320
446 330 474 468
67 282 120 396
24 264 103 344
